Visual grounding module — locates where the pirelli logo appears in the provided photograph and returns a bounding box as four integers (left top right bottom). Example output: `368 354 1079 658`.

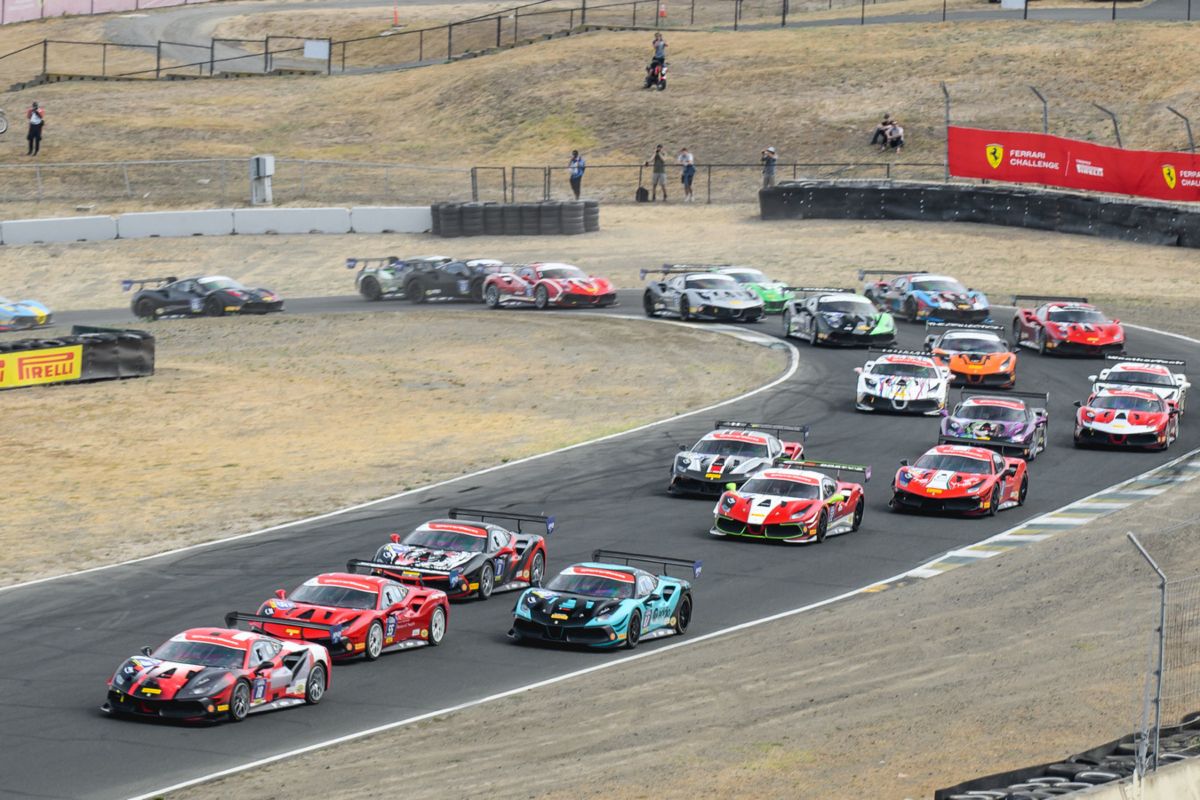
0 345 83 389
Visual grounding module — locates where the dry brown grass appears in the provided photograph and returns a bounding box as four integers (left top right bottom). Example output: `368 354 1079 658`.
209 3 511 44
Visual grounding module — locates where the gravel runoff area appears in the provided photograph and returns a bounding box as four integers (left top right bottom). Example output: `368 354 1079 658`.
0 311 783 586
171 454 1200 800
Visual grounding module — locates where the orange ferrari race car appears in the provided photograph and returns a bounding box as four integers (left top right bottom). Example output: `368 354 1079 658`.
923 323 1017 388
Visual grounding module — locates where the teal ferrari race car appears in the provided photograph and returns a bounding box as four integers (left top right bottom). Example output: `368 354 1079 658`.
718 266 794 313
509 550 700 649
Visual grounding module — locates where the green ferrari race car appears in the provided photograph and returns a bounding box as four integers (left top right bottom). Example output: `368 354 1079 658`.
717 266 794 314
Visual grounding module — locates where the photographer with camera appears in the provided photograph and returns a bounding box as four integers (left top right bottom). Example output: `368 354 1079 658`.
761 146 777 189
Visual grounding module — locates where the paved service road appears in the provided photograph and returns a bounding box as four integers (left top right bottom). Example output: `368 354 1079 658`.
2 295 1196 799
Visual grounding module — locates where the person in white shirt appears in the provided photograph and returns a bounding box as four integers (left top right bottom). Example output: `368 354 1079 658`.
677 147 696 202
883 122 904 152
26 101 45 156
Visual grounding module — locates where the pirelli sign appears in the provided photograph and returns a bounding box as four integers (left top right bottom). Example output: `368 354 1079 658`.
0 345 83 389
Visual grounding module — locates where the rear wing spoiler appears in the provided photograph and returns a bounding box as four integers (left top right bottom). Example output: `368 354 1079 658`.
857 269 926 280
1011 294 1089 305
224 612 342 635
345 256 400 270
639 263 731 279
715 420 810 442
591 549 703 579
783 286 857 295
778 459 871 482
449 507 555 535
869 347 936 359
345 559 471 591
959 389 1049 406
1104 355 1185 368
121 277 176 291
925 322 1007 333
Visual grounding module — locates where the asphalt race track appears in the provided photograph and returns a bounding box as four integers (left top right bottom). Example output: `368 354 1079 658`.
3 293 1197 800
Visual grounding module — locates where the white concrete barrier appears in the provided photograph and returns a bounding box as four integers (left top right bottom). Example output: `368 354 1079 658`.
1 215 118 245
117 209 236 239
1066 757 1200 799
233 208 352 235
351 206 432 234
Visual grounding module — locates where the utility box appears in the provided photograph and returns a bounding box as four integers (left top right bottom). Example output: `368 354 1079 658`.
249 154 275 205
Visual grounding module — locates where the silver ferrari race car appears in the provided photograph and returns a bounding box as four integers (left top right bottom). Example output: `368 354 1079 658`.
641 265 765 322
669 420 809 496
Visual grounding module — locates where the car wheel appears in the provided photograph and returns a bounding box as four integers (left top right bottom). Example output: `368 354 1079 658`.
673 595 692 635
229 680 251 722
364 620 384 661
304 664 326 705
485 285 502 309
904 298 918 322
1017 476 1028 506
360 277 383 301
815 511 828 543
407 280 426 304
1011 318 1023 348
808 318 819 347
679 297 691 321
204 296 225 317
781 308 792 338
625 610 642 649
477 563 495 600
643 290 659 318
987 485 1000 516
534 285 550 310
888 493 903 512
469 279 485 303
428 606 446 646
1038 329 1047 355
851 500 865 531
133 297 157 319
529 551 545 586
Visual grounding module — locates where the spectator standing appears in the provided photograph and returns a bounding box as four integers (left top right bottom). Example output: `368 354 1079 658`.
870 113 894 146
677 147 696 203
26 101 45 156
568 150 586 199
761 146 777 189
884 122 905 152
644 144 668 201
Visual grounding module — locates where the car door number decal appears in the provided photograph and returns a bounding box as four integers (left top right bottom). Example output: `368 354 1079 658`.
385 615 397 639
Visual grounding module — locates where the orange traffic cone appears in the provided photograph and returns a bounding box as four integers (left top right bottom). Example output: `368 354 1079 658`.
393 3 399 26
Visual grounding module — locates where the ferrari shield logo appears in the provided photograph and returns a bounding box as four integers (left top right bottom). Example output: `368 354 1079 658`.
1163 164 1178 189
986 145 1004 170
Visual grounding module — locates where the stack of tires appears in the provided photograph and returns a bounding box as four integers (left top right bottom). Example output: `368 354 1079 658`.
428 202 600 237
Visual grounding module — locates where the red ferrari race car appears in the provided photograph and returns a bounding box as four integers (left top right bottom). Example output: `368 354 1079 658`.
890 443 1028 516
1074 387 1180 450
482 262 616 309
1012 295 1125 357
352 508 552 600
103 616 332 723
250 572 449 661
710 459 870 543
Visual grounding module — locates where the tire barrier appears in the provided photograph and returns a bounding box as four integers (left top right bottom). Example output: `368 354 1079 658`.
429 202 601 237
759 181 1200 248
0 325 154 391
934 712 1200 799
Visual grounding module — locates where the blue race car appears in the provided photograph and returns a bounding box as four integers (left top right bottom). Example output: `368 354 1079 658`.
860 269 990 324
509 550 699 649
0 296 53 331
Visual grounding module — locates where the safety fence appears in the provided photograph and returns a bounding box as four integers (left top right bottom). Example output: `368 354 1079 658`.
0 0 208 26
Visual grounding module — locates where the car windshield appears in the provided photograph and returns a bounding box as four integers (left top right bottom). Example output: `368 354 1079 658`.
197 277 247 291
691 439 770 458
1106 370 1175 387
911 278 967 294
289 584 377 610
402 528 488 553
1091 395 1163 412
740 477 820 499
870 362 937 378
940 336 1007 353
725 269 768 284
540 266 586 280
686 276 738 290
153 640 244 669
821 298 874 314
545 572 634 599
1048 308 1107 324
957 404 1025 422
913 453 992 474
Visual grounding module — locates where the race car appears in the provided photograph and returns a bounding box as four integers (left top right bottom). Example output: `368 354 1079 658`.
923 322 1017 388
710 459 870 543
509 549 700 649
250 571 449 661
124 275 283 319
860 269 990 323
346 255 439 300
102 615 332 723
669 420 808 496
1089 356 1189 415
716 266 794 313
347 255 510 303
854 349 952 415
890 443 1027 516
482 262 616 309
939 390 1049 460
353 508 552 600
641 265 765 322
782 287 896 347
1074 387 1179 450
1012 295 1125 357
0 296 52 331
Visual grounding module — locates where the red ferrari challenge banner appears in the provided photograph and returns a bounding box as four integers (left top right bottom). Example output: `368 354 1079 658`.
948 126 1200 203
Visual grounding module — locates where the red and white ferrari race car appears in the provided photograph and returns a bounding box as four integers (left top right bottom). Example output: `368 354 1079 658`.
1074 387 1180 450
1012 295 1125 357
710 459 870 543
482 262 616 309
890 443 1027 516
1089 355 1189 415
251 572 449 660
103 617 332 723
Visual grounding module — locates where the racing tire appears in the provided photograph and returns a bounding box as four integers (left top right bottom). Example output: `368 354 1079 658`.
807 319 819 347
428 606 446 646
815 511 828 543
851 500 865 532
987 485 1000 517
1017 476 1028 507
534 285 551 310
657 79 667 91
204 296 225 317
304 664 326 705
529 551 545 586
888 493 904 512
904 298 918 322
360 277 383 301
407 280 427 304
484 285 502 309
228 680 251 722
781 308 792 338
643 290 659 318
469 279 485 303
478 564 495 601
133 298 157 319
364 621 384 661
673 595 692 635
1011 318 1023 348
625 610 642 650
1037 329 1047 355
679 297 691 321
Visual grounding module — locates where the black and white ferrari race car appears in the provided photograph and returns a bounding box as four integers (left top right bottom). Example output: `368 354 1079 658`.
641 265 765 322
124 275 283 319
669 420 808 496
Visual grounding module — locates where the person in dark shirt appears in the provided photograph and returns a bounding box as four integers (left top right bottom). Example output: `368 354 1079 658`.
644 144 668 201
26 101 45 156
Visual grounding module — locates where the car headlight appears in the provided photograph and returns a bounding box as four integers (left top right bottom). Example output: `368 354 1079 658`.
179 671 233 699
720 493 737 511
863 378 878 389
675 454 693 471
1000 356 1015 370
523 593 540 607
897 470 911 485
595 606 617 620
789 508 817 522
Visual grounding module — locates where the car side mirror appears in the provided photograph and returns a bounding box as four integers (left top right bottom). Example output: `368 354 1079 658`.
899 459 909 467
255 661 274 674
1004 465 1018 477
828 493 846 504
1073 400 1082 408
678 444 687 451
140 646 153 657
648 592 662 601
1087 375 1097 382
274 589 286 600
854 367 863 374
725 482 737 492
939 408 949 417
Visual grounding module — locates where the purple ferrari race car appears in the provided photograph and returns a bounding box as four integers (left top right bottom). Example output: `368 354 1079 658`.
938 390 1049 461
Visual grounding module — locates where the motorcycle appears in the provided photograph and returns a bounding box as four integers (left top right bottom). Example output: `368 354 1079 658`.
644 59 667 91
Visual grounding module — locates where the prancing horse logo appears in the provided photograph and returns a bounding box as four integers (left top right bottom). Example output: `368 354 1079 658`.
1163 164 1178 189
986 145 1004 170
